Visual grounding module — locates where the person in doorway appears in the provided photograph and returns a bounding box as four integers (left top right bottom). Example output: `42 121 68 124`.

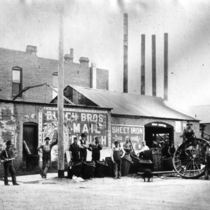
111 140 125 179
161 139 171 158
168 143 176 157
79 133 89 161
0 140 19 185
69 137 80 162
37 135 58 178
88 136 102 162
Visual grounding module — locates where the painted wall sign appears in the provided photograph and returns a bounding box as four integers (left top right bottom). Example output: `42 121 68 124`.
39 107 109 151
0 103 18 151
111 124 144 151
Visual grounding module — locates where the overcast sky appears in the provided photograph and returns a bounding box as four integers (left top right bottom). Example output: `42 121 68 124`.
1 0 210 110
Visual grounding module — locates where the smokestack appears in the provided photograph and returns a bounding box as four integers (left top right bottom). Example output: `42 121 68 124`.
123 13 128 93
141 34 146 95
164 33 168 100
90 63 97 89
152 35 156 97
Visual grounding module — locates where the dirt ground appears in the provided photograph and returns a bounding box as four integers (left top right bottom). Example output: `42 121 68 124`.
0 174 210 210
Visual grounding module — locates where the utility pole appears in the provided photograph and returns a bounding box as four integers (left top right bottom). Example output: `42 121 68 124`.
57 0 64 178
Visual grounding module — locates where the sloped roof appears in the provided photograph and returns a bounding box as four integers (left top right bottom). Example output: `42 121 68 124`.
188 105 210 123
69 85 198 121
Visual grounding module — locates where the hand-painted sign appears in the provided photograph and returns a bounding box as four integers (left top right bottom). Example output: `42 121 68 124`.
39 107 109 150
111 124 144 151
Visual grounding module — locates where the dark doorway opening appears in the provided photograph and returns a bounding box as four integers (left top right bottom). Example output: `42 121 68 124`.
23 122 39 169
145 122 174 148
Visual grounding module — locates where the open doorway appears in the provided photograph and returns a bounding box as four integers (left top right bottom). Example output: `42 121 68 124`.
23 122 39 170
145 122 174 148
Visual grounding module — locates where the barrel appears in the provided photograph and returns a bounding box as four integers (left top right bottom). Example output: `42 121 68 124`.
82 161 95 179
104 157 114 177
121 155 132 176
95 161 108 178
130 153 140 174
162 157 174 171
72 161 83 177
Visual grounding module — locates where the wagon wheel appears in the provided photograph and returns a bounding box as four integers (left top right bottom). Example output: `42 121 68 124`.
173 138 210 179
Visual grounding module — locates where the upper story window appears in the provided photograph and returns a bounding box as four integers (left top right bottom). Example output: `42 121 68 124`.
12 67 22 97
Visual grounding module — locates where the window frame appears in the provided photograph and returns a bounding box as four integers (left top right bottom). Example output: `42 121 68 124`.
12 67 23 97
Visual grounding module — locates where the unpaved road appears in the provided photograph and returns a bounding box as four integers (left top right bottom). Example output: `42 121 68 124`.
0 176 210 210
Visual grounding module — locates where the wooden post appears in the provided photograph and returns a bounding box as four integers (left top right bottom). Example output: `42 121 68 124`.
152 35 156 97
123 13 128 93
57 0 64 178
164 33 168 100
141 34 146 95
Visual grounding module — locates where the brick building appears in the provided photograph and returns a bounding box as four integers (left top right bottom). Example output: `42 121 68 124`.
0 45 200 174
0 45 109 174
0 99 111 175
0 45 109 102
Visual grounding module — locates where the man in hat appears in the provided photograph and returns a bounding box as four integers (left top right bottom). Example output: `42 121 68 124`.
79 133 89 161
0 140 19 185
37 134 58 178
183 122 196 143
88 136 103 162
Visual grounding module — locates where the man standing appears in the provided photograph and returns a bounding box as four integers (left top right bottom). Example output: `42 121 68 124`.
69 137 80 162
111 140 125 179
79 133 89 161
89 136 102 162
37 135 58 178
0 140 19 186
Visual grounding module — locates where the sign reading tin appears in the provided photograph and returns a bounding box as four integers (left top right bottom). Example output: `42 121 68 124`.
111 124 144 151
39 107 109 149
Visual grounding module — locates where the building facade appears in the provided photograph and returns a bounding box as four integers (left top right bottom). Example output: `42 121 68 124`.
0 99 111 174
0 45 109 103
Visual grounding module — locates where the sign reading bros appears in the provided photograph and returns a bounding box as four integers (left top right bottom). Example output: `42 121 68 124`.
40 107 109 148
111 124 144 151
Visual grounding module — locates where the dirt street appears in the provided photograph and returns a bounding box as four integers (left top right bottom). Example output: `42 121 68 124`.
0 175 210 210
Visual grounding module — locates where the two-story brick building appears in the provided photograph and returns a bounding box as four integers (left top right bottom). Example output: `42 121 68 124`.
0 45 109 103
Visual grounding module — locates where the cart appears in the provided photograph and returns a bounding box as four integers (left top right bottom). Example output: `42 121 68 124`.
173 138 210 179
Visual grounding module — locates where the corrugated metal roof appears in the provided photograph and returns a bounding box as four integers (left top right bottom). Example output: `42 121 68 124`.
69 85 198 121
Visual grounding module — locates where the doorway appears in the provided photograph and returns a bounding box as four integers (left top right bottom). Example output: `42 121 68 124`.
23 122 38 169
145 122 174 148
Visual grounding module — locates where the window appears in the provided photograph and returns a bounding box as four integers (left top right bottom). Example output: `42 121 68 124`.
12 67 22 97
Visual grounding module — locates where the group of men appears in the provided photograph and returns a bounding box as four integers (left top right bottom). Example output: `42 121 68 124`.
2 121 209 185
69 133 102 163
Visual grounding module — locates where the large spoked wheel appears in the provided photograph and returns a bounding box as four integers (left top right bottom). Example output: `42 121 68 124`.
173 138 210 179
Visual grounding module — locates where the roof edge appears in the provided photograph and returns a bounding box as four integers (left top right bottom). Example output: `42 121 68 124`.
111 113 200 122
0 99 112 110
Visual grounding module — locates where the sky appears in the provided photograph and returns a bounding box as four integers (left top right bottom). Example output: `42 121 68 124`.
1 0 210 110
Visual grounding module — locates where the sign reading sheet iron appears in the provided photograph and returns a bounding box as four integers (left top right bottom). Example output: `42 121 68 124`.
40 107 108 148
111 124 144 150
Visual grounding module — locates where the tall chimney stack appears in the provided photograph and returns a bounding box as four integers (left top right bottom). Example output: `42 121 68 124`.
123 13 128 93
164 33 168 100
152 35 156 97
141 34 146 95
